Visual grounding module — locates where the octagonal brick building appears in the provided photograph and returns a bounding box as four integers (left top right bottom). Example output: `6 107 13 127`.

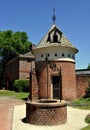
31 24 78 101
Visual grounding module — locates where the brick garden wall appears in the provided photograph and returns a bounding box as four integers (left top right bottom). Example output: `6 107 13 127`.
76 75 90 98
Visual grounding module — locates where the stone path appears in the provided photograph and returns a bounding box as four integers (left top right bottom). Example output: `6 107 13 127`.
0 97 24 130
0 96 90 130
12 105 90 130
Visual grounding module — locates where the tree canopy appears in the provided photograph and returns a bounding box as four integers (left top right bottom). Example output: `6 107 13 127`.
87 63 90 69
0 30 31 64
0 30 32 87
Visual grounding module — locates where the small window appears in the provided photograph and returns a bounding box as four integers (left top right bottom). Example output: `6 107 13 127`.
55 53 57 56
72 55 75 59
41 54 43 57
62 53 64 57
48 53 50 57
68 54 70 57
53 31 58 42
47 33 50 42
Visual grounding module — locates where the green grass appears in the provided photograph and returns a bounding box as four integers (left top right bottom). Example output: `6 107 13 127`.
70 98 90 130
0 90 29 101
69 98 90 110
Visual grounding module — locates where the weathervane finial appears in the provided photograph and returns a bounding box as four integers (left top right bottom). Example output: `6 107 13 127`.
52 8 56 24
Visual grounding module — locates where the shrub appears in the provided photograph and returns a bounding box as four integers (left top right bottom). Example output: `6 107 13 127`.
14 79 29 92
85 114 90 124
85 84 90 98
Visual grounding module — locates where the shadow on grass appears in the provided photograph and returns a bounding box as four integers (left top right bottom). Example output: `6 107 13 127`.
22 97 28 101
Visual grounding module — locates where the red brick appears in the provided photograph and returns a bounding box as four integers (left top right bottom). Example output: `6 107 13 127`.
31 60 76 101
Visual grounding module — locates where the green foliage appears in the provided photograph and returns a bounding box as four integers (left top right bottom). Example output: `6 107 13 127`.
85 84 90 98
0 30 32 87
85 114 90 124
0 30 31 64
81 114 90 130
14 79 29 92
81 125 90 130
70 98 90 110
87 63 90 69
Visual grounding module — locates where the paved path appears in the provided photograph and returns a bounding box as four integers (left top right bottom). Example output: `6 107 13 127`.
0 96 90 130
0 97 24 130
12 105 90 130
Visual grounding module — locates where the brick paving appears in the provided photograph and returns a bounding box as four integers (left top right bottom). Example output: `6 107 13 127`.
0 97 24 130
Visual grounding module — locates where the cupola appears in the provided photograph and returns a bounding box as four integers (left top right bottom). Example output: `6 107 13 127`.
32 24 78 62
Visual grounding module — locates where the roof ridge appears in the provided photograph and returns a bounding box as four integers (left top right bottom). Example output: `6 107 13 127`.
34 24 78 53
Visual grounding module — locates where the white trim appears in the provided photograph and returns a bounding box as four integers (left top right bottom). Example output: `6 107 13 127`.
54 58 75 63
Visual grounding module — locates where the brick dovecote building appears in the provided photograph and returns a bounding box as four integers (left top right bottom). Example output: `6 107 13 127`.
5 24 90 100
31 24 78 101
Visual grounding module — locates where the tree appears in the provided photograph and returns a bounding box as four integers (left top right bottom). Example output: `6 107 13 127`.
0 30 31 64
0 30 32 88
87 63 90 69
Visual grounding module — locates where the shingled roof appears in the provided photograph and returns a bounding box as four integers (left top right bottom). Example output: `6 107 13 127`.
20 51 35 59
34 24 78 53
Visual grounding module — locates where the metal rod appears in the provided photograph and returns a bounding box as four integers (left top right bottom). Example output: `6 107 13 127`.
59 68 62 102
29 72 32 101
29 62 32 101
45 54 48 99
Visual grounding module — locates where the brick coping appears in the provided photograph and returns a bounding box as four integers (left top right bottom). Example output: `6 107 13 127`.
26 99 67 108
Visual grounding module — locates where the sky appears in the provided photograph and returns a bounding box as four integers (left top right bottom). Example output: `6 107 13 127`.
0 0 90 69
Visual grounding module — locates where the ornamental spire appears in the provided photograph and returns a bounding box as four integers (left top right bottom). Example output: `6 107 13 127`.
52 8 56 24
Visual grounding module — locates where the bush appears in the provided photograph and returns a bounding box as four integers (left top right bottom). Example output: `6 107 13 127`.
14 79 29 92
85 114 90 124
85 84 90 98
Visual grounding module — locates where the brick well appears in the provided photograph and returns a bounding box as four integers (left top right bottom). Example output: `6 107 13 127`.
26 100 67 126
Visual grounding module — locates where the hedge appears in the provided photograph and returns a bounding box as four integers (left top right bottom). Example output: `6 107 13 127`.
85 84 90 98
14 79 29 92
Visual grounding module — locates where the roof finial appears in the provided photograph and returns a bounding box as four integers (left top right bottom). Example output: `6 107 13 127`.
52 8 56 24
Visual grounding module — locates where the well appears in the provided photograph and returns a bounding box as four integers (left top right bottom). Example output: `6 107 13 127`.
26 99 67 126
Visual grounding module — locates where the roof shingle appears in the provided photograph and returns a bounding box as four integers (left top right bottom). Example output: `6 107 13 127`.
34 24 78 53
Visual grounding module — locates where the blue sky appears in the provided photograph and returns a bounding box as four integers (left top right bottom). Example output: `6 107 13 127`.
0 0 90 69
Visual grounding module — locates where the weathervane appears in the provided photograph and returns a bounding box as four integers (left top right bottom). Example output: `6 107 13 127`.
52 8 56 24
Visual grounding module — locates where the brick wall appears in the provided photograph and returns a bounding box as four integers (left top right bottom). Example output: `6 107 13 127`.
6 56 33 90
30 70 38 100
32 60 76 101
76 75 90 98
26 101 67 125
19 58 31 79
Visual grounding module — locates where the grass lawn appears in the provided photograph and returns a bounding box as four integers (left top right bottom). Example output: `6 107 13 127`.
69 98 90 110
0 90 29 101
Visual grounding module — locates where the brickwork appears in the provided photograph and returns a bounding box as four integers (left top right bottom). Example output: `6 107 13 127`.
26 101 67 125
19 58 31 79
31 70 38 100
33 60 76 101
76 75 90 98
5 55 34 90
